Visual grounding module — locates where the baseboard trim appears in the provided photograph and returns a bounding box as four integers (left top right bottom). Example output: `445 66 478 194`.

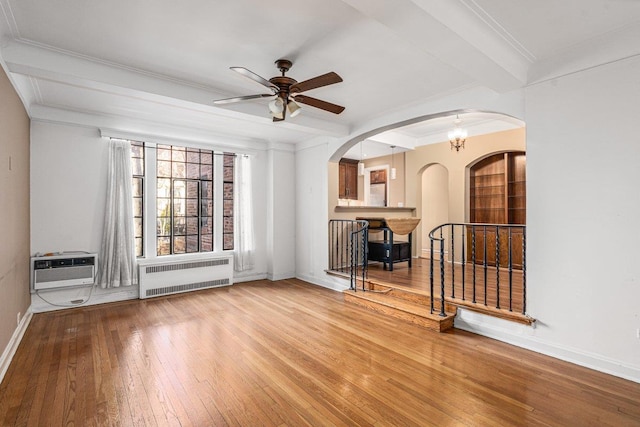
455 309 640 384
234 273 268 283
31 287 139 312
267 271 296 281
0 309 33 384
94 288 140 304
296 273 349 292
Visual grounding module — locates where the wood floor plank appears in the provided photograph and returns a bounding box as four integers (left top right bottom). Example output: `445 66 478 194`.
1 278 639 426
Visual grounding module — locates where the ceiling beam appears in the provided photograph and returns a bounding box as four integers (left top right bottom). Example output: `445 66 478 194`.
1 40 349 138
340 0 529 92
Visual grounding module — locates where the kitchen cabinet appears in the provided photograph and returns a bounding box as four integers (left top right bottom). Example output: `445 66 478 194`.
339 158 359 200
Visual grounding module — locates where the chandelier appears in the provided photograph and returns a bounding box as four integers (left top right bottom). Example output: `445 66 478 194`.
448 114 468 152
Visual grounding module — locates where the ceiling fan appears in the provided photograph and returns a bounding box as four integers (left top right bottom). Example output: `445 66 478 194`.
213 59 345 122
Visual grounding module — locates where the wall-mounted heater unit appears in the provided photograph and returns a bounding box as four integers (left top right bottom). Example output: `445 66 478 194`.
31 253 97 293
138 254 233 299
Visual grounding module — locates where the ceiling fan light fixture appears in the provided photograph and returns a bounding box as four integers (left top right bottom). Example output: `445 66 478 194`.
269 97 284 114
287 99 302 117
215 60 344 122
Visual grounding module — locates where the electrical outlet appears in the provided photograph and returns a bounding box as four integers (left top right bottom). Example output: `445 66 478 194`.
637 328 640 339
17 312 21 325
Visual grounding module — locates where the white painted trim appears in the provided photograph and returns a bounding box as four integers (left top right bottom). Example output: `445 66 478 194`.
100 127 265 155
0 309 33 384
296 273 350 292
234 273 268 283
266 141 296 153
267 271 297 281
89 288 139 305
455 309 640 384
31 287 139 313
0 0 21 39
0 7 33 115
363 164 390 207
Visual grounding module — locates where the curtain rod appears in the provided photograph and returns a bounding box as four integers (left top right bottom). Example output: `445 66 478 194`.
115 139 248 158
100 128 260 156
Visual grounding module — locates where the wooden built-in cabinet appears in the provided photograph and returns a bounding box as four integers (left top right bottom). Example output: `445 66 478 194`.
468 152 526 268
507 153 526 225
339 158 359 200
470 152 526 224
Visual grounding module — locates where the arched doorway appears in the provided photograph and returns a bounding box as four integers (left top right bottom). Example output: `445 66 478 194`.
420 164 449 256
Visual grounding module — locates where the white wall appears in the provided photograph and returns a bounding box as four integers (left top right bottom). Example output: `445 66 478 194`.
31 122 107 255
30 121 127 310
521 56 640 380
296 140 351 291
266 144 296 280
30 120 272 311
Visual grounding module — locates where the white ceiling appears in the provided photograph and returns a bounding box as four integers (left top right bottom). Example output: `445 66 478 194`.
1 0 639 146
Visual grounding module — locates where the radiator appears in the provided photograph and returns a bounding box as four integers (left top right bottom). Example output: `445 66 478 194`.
138 254 233 299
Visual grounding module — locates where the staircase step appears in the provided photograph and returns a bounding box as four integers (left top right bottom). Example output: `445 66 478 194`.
364 280 454 313
353 278 534 326
344 289 455 332
366 280 432 305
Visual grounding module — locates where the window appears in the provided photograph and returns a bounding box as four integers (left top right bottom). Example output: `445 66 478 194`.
127 141 235 257
156 144 214 255
223 153 234 250
131 141 144 257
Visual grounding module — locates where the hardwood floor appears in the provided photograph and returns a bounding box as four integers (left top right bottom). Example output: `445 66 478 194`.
1 279 639 426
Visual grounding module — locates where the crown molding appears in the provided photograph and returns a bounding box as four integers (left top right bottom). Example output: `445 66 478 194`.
528 23 640 85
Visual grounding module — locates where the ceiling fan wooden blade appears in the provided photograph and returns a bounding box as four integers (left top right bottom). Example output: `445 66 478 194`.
213 93 275 104
293 94 345 114
230 67 279 92
290 72 342 94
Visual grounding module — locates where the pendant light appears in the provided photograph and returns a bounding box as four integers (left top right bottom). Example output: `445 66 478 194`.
390 145 397 180
448 114 467 152
358 141 365 176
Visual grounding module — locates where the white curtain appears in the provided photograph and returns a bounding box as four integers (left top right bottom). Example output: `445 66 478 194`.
97 139 137 288
233 154 255 271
